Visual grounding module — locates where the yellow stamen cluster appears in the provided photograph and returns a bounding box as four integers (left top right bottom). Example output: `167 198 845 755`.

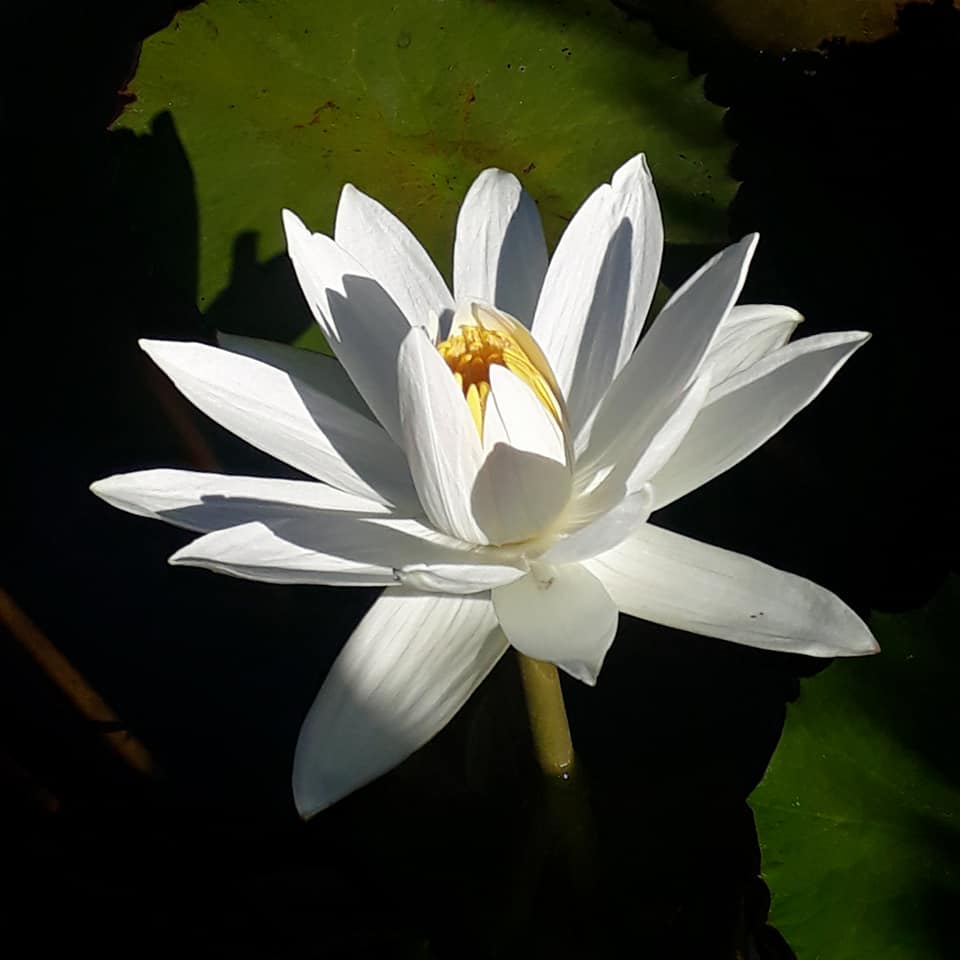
437 324 560 435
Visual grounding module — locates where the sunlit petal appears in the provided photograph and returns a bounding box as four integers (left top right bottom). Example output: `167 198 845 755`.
283 209 411 442
335 184 453 340
651 331 870 509
398 327 486 543
454 168 548 326
493 565 619 685
140 339 416 508
293 590 507 817
532 155 663 442
587 523 878 657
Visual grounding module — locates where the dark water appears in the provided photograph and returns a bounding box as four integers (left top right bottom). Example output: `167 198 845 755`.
4 1 956 956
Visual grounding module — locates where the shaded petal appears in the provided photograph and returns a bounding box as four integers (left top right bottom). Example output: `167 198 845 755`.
584 234 757 460
97 471 523 593
140 340 416 508
700 304 802 393
493 565 619 685
531 155 663 440
217 332 373 420
397 327 486 543
542 487 653 566
651 331 870 509
169 512 524 593
472 365 572 545
335 184 453 340
293 589 507 816
586 524 878 657
283 209 411 442
90 468 390 530
169 521 397 586
453 169 548 325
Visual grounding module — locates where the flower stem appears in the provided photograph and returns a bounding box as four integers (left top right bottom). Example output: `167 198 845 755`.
516 652 575 778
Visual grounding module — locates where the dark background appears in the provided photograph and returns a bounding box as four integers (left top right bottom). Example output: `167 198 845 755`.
3 1 956 956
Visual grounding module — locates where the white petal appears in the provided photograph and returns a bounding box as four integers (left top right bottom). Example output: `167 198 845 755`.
650 331 870 509
397 327 486 543
169 521 398 586
453 169 548 325
700 304 802 393
574 375 710 520
531 154 663 441
584 234 757 461
90 468 390 530
140 340 416 508
163 499 524 591
482 364 566 464
493 565 619 685
471 365 572 545
283 209 412 442
293 589 507 816
542 487 653 566
217 332 372 420
334 184 453 341
586 524 878 657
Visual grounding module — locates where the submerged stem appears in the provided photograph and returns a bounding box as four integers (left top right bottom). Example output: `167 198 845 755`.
516 652 575 778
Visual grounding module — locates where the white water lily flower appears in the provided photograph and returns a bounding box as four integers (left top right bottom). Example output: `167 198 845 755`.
91 154 877 817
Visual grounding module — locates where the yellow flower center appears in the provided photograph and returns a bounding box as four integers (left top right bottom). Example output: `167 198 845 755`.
437 320 561 435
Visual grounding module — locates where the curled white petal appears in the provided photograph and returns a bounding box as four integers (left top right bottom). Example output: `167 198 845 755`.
493 565 619 685
699 304 803 394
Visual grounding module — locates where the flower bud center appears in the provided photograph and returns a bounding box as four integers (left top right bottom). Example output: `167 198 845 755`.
437 321 561 435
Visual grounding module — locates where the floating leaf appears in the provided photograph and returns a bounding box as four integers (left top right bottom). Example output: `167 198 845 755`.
116 0 733 347
752 579 960 959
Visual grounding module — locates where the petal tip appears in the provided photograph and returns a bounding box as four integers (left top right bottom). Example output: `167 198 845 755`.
613 152 651 185
562 660 600 686
281 208 309 244
88 477 111 499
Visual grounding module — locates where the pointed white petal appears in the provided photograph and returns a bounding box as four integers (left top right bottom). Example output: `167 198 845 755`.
584 234 758 461
493 565 619 685
90 468 390 530
700 304 802 393
531 154 663 440
471 365 572 545
217 333 372 420
334 184 453 340
169 521 398 586
574 375 710 520
651 331 870 509
397 327 486 543
453 169 548 325
586 524 878 657
162 498 524 591
283 209 411 442
293 589 507 816
482 364 566 464
542 487 653 566
140 340 416 508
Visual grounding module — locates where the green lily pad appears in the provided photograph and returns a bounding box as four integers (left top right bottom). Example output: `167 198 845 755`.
116 0 733 347
751 579 960 959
